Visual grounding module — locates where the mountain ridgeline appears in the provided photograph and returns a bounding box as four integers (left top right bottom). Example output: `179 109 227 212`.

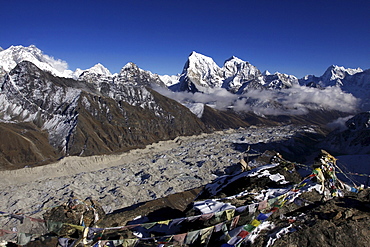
0 45 369 169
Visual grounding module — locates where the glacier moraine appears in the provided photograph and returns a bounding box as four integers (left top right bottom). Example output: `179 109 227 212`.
0 125 316 229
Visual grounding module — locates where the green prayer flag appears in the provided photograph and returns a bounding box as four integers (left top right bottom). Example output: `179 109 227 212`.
243 224 256 232
142 222 157 229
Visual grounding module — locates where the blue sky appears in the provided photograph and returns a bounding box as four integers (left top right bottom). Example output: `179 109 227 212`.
1 0 369 77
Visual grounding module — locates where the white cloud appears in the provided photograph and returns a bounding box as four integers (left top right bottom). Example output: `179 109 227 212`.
236 85 359 115
326 115 354 131
152 84 359 116
38 53 69 73
153 86 239 110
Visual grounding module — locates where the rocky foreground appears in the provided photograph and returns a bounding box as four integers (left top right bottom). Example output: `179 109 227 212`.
0 125 369 246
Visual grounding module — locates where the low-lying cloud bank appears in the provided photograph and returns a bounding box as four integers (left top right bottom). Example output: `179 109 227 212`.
326 115 354 131
153 85 359 116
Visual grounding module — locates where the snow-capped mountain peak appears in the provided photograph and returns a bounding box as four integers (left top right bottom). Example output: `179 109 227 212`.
114 62 166 87
121 62 139 72
222 56 258 73
222 56 262 92
178 52 224 92
185 51 221 73
263 71 299 89
299 65 369 110
224 56 244 64
322 65 363 85
330 65 363 75
85 63 112 76
179 52 305 93
0 45 74 78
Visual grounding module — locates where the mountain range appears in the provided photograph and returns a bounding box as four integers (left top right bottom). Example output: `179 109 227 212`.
0 45 369 169
1 45 369 96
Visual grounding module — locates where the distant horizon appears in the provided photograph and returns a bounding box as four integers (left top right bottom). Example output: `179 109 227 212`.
1 0 369 78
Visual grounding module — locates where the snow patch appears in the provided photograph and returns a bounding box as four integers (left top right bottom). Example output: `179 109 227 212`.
257 170 289 184
245 221 275 244
158 74 180 86
193 199 236 214
266 224 295 246
204 164 279 197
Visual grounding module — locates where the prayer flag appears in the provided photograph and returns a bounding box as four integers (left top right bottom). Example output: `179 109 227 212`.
238 230 249 238
200 213 214 221
173 233 187 245
235 205 247 213
243 224 255 232
142 222 157 229
225 209 235 221
185 229 200 244
157 220 171 225
251 219 261 227
256 212 272 221
258 200 268 210
248 204 257 213
214 222 224 232
230 215 240 230
200 226 214 244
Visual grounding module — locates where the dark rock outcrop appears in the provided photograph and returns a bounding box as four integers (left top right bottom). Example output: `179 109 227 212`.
253 189 370 247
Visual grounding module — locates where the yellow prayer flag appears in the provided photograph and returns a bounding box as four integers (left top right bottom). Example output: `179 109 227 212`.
200 226 214 244
225 209 235 221
157 220 171 225
64 223 85 231
251 219 261 227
